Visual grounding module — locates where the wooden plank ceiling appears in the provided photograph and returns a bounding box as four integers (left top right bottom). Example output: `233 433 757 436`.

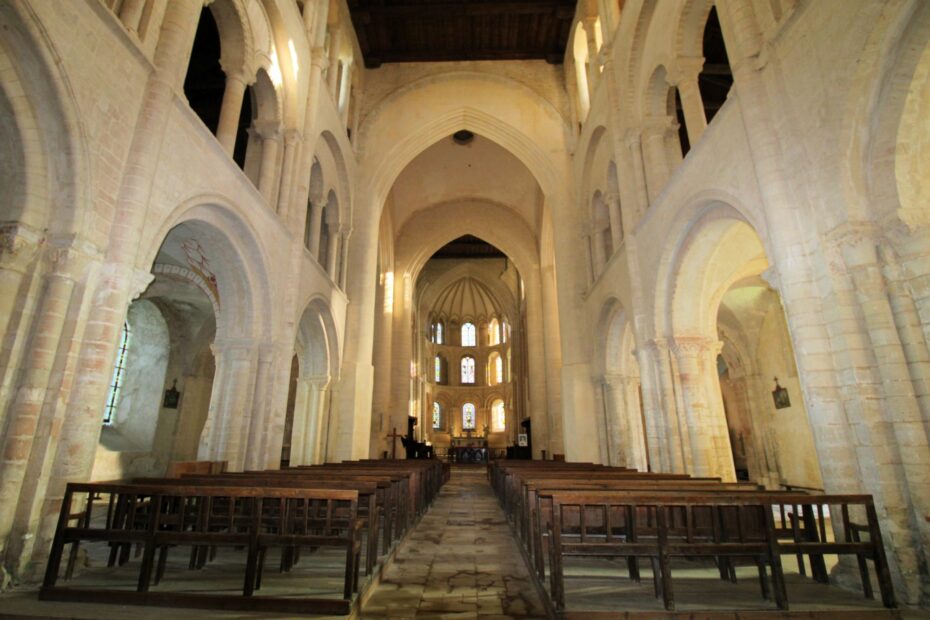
348 0 578 68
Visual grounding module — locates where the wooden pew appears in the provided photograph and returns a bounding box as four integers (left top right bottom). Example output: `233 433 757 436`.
542 489 896 612
41 481 362 615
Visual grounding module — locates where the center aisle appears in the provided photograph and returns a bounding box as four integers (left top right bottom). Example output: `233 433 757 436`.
361 466 547 619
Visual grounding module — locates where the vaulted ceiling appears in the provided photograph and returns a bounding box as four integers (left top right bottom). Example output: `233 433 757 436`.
347 0 577 68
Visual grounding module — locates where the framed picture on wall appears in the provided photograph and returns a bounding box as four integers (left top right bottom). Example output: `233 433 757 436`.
518 433 528 447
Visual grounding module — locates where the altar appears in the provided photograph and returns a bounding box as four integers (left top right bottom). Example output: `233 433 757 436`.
450 436 488 463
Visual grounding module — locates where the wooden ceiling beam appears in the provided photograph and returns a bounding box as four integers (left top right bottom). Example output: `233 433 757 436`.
351 1 575 19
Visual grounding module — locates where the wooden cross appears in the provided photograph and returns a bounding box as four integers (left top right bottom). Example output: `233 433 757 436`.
385 426 405 459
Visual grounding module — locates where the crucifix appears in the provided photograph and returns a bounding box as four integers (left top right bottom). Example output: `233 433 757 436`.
385 426 405 459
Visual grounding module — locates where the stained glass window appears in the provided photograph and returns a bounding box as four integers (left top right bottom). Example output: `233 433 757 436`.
434 355 442 383
435 321 444 344
461 322 476 346
461 356 475 384
432 402 441 429
463 403 476 430
491 399 505 432
103 322 131 425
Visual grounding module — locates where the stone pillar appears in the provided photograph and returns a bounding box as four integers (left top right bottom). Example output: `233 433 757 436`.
640 117 675 204
307 376 331 464
198 341 258 471
338 228 351 290
672 337 735 481
523 269 551 460
27 0 204 575
590 226 607 275
276 130 301 218
215 74 248 156
307 197 324 255
325 223 339 280
623 129 650 218
0 244 90 553
540 262 564 456
602 372 628 467
582 16 600 93
604 191 623 248
255 123 281 205
642 339 687 472
243 344 292 471
0 224 43 427
668 58 708 147
326 28 341 97
118 0 146 33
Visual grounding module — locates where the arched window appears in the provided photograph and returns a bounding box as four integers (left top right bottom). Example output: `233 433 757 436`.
488 318 500 345
432 402 442 429
461 356 475 384
461 322 476 347
491 399 506 432
434 355 442 383
462 403 476 430
103 322 131 425
488 352 503 385
435 321 444 344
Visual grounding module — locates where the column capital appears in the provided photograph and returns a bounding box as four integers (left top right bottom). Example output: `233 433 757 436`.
0 222 44 273
671 335 717 358
666 56 705 85
253 120 281 141
283 128 303 146
641 115 678 135
45 238 100 282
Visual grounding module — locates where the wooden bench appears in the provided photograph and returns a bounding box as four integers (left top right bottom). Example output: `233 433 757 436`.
542 489 896 612
41 481 362 615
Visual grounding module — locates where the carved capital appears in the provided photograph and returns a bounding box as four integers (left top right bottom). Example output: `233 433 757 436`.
130 268 155 300
252 120 281 141
666 57 705 86
0 222 44 273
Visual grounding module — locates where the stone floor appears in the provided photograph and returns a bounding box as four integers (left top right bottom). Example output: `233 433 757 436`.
359 466 547 619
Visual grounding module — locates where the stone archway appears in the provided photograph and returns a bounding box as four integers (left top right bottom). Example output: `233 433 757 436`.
286 298 339 466
598 299 648 470
661 206 822 488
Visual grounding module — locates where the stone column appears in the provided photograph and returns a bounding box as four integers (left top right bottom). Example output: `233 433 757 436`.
602 372 628 467
582 16 600 93
276 130 302 218
672 337 734 481
338 228 351 289
668 58 708 147
215 73 248 156
325 223 340 280
640 117 675 204
118 0 146 33
255 122 281 205
0 224 43 428
523 269 551 460
643 339 688 472
605 191 623 248
307 197 324 255
0 244 90 552
540 262 564 456
623 129 650 218
590 225 607 275
291 375 329 465
326 28 341 98
198 341 258 471
28 0 204 574
309 376 332 464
